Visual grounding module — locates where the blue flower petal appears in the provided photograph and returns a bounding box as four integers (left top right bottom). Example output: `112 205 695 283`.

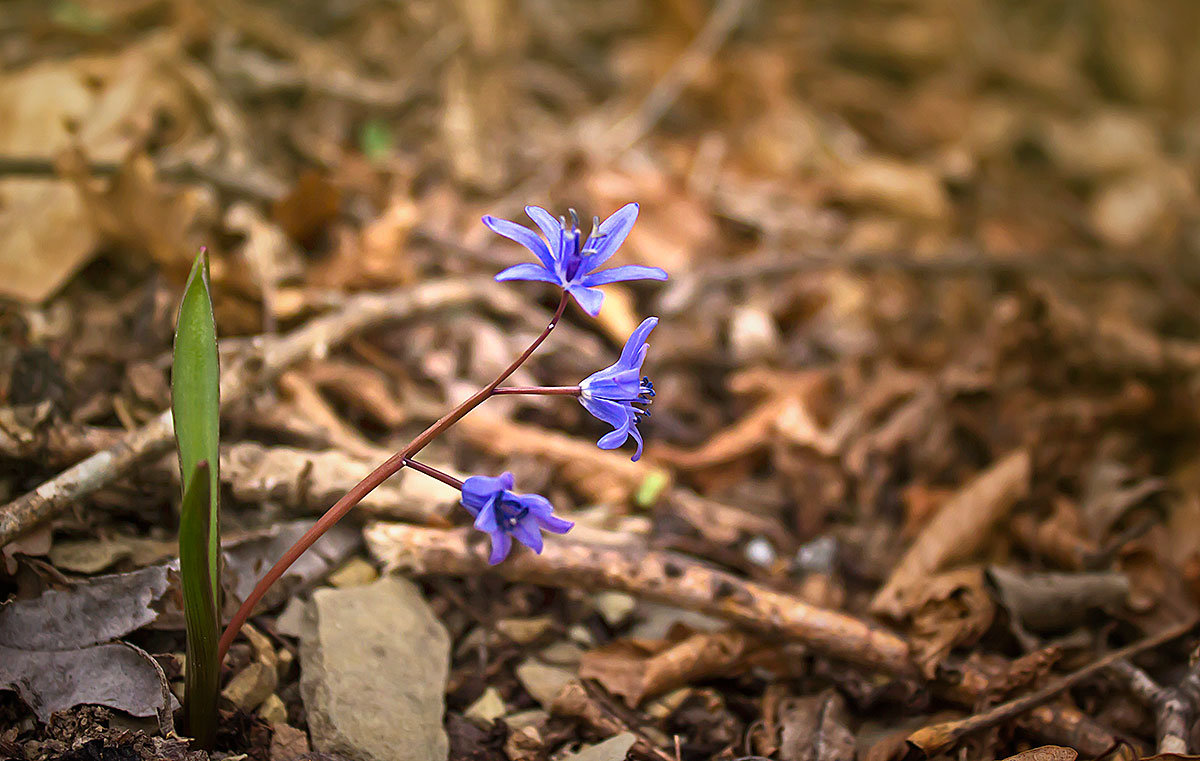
580 264 668 287
521 494 556 518
488 531 512 565
495 262 561 284
628 425 645 461
579 202 639 272
473 500 499 532
580 396 631 430
525 206 564 261
463 473 512 504
536 512 574 534
617 317 657 368
483 215 556 270
511 519 544 553
566 284 605 316
597 427 631 450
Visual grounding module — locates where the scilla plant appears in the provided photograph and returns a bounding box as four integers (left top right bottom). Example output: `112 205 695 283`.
186 202 665 695
172 251 222 748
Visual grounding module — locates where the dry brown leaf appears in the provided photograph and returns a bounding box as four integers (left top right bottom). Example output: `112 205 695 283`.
579 629 759 707
909 567 995 677
0 564 176 721
998 746 1079 761
305 359 407 429
667 489 793 549
1010 499 1099 571
271 170 341 247
653 371 828 469
871 449 1031 618
0 37 193 302
777 690 855 761
270 722 311 761
66 150 209 277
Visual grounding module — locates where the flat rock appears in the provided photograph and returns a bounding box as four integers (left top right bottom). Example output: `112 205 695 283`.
300 576 450 761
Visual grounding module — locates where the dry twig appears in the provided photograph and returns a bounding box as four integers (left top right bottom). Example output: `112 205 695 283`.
1110 657 1200 754
0 278 505 547
365 523 917 677
906 619 1197 757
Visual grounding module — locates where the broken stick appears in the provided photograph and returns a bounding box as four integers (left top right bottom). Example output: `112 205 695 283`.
365 523 918 677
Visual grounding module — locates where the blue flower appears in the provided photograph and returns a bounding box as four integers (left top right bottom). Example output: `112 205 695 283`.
578 317 658 461
461 472 573 564
484 203 667 316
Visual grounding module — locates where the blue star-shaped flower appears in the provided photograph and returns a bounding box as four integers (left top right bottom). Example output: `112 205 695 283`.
484 203 667 316
578 316 658 461
461 472 574 564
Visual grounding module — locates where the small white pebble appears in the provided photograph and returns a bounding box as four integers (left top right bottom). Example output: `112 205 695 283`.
745 536 776 567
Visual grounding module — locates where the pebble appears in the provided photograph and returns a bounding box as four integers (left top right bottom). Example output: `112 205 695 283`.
515 660 577 709
328 557 378 588
463 687 506 727
222 662 277 712
1090 172 1172 248
593 592 636 628
257 693 288 724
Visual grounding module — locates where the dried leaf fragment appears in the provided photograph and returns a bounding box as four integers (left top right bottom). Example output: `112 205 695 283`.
778 690 856 761
871 449 1031 618
580 629 759 707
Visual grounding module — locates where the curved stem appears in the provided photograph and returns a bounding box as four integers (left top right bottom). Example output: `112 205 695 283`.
492 385 581 396
217 292 571 659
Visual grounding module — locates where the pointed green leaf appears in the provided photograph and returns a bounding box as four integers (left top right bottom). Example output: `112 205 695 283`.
172 250 221 599
179 461 219 749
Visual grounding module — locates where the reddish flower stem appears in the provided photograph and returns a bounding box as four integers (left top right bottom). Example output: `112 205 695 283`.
402 457 463 490
217 292 571 660
492 385 581 396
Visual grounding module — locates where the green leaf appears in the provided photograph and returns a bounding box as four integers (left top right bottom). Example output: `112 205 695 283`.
172 250 221 600
179 461 219 749
358 118 395 163
634 469 670 508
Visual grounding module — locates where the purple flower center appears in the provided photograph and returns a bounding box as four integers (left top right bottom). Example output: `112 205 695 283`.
490 493 531 530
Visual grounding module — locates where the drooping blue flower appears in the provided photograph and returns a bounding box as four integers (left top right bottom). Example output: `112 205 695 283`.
578 317 658 461
460 472 573 564
484 203 667 316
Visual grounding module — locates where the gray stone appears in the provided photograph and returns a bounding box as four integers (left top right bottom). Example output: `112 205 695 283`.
300 576 449 761
515 659 577 709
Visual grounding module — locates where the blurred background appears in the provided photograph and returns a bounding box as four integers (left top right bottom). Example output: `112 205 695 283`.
4 0 1200 758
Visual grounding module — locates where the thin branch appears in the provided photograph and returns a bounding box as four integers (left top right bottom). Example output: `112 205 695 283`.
0 278 498 549
907 619 1197 757
365 523 918 677
1111 659 1196 754
0 155 286 201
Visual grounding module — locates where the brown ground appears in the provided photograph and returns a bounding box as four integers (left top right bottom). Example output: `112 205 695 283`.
2 0 1200 760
